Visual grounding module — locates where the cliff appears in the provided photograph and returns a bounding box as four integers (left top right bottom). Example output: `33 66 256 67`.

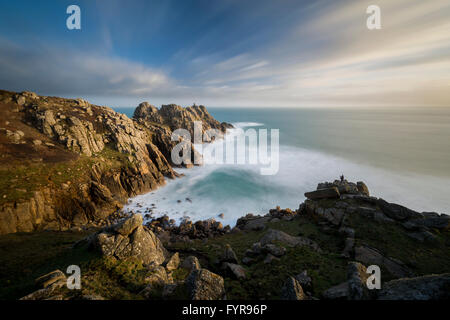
0 90 231 235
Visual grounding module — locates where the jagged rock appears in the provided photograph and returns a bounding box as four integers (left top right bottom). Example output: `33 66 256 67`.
91 214 167 265
114 213 143 236
259 229 320 251
354 246 410 278
220 244 238 264
186 269 225 300
222 263 246 280
347 262 370 300
305 187 340 200
377 199 423 221
35 270 66 289
181 256 201 271
165 252 180 271
281 276 306 300
378 273 450 300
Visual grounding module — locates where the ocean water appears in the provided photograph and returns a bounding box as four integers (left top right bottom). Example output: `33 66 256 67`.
118 107 450 227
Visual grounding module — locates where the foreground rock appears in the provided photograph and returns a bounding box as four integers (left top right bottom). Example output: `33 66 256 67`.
186 269 226 300
90 214 167 265
378 273 450 300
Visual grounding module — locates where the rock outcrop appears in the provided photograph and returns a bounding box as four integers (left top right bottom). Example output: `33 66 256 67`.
89 214 167 265
186 269 226 300
0 90 229 235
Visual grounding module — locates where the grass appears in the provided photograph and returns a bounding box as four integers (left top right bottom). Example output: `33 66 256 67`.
0 230 96 300
0 146 133 206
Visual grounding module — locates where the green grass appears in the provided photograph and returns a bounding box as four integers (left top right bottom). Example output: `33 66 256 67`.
0 146 134 206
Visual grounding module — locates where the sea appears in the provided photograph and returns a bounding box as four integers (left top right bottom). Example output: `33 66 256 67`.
114 106 450 227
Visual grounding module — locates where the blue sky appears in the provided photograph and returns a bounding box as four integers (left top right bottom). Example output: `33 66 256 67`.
0 0 449 107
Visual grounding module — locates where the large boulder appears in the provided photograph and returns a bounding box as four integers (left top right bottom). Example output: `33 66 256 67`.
91 214 167 265
305 187 340 200
378 274 450 300
186 269 226 300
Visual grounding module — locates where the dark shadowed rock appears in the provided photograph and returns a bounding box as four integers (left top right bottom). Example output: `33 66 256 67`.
181 256 201 271
222 263 246 280
377 199 423 221
355 246 410 278
378 273 450 300
220 244 239 264
322 282 348 300
281 276 306 300
305 187 340 200
347 262 370 300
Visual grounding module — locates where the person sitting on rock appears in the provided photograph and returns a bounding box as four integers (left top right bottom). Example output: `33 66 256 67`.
340 174 345 183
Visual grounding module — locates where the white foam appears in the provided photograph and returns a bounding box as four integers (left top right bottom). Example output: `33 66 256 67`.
124 139 450 227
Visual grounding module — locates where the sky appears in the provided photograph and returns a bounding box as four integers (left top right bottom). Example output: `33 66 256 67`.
0 0 449 108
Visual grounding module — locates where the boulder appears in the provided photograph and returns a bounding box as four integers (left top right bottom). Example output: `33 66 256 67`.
91 214 167 265
378 273 450 300
186 269 225 300
181 256 201 271
165 252 180 271
263 243 286 257
220 244 238 264
281 276 306 300
356 181 370 196
222 263 246 280
259 229 320 251
114 214 143 236
305 187 340 200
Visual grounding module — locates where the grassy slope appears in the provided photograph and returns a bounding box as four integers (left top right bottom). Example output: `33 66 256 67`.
0 210 449 300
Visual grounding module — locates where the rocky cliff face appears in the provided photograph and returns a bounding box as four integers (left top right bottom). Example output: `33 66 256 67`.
0 90 227 235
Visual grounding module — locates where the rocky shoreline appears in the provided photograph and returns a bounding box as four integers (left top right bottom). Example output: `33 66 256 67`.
18 178 450 300
0 90 231 235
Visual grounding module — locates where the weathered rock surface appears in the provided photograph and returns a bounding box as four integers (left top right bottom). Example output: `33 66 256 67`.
378 273 450 300
281 276 306 300
354 245 411 278
186 269 226 300
259 228 320 251
305 187 340 200
90 214 167 265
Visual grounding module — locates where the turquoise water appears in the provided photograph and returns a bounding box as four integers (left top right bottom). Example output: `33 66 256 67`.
118 106 450 226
